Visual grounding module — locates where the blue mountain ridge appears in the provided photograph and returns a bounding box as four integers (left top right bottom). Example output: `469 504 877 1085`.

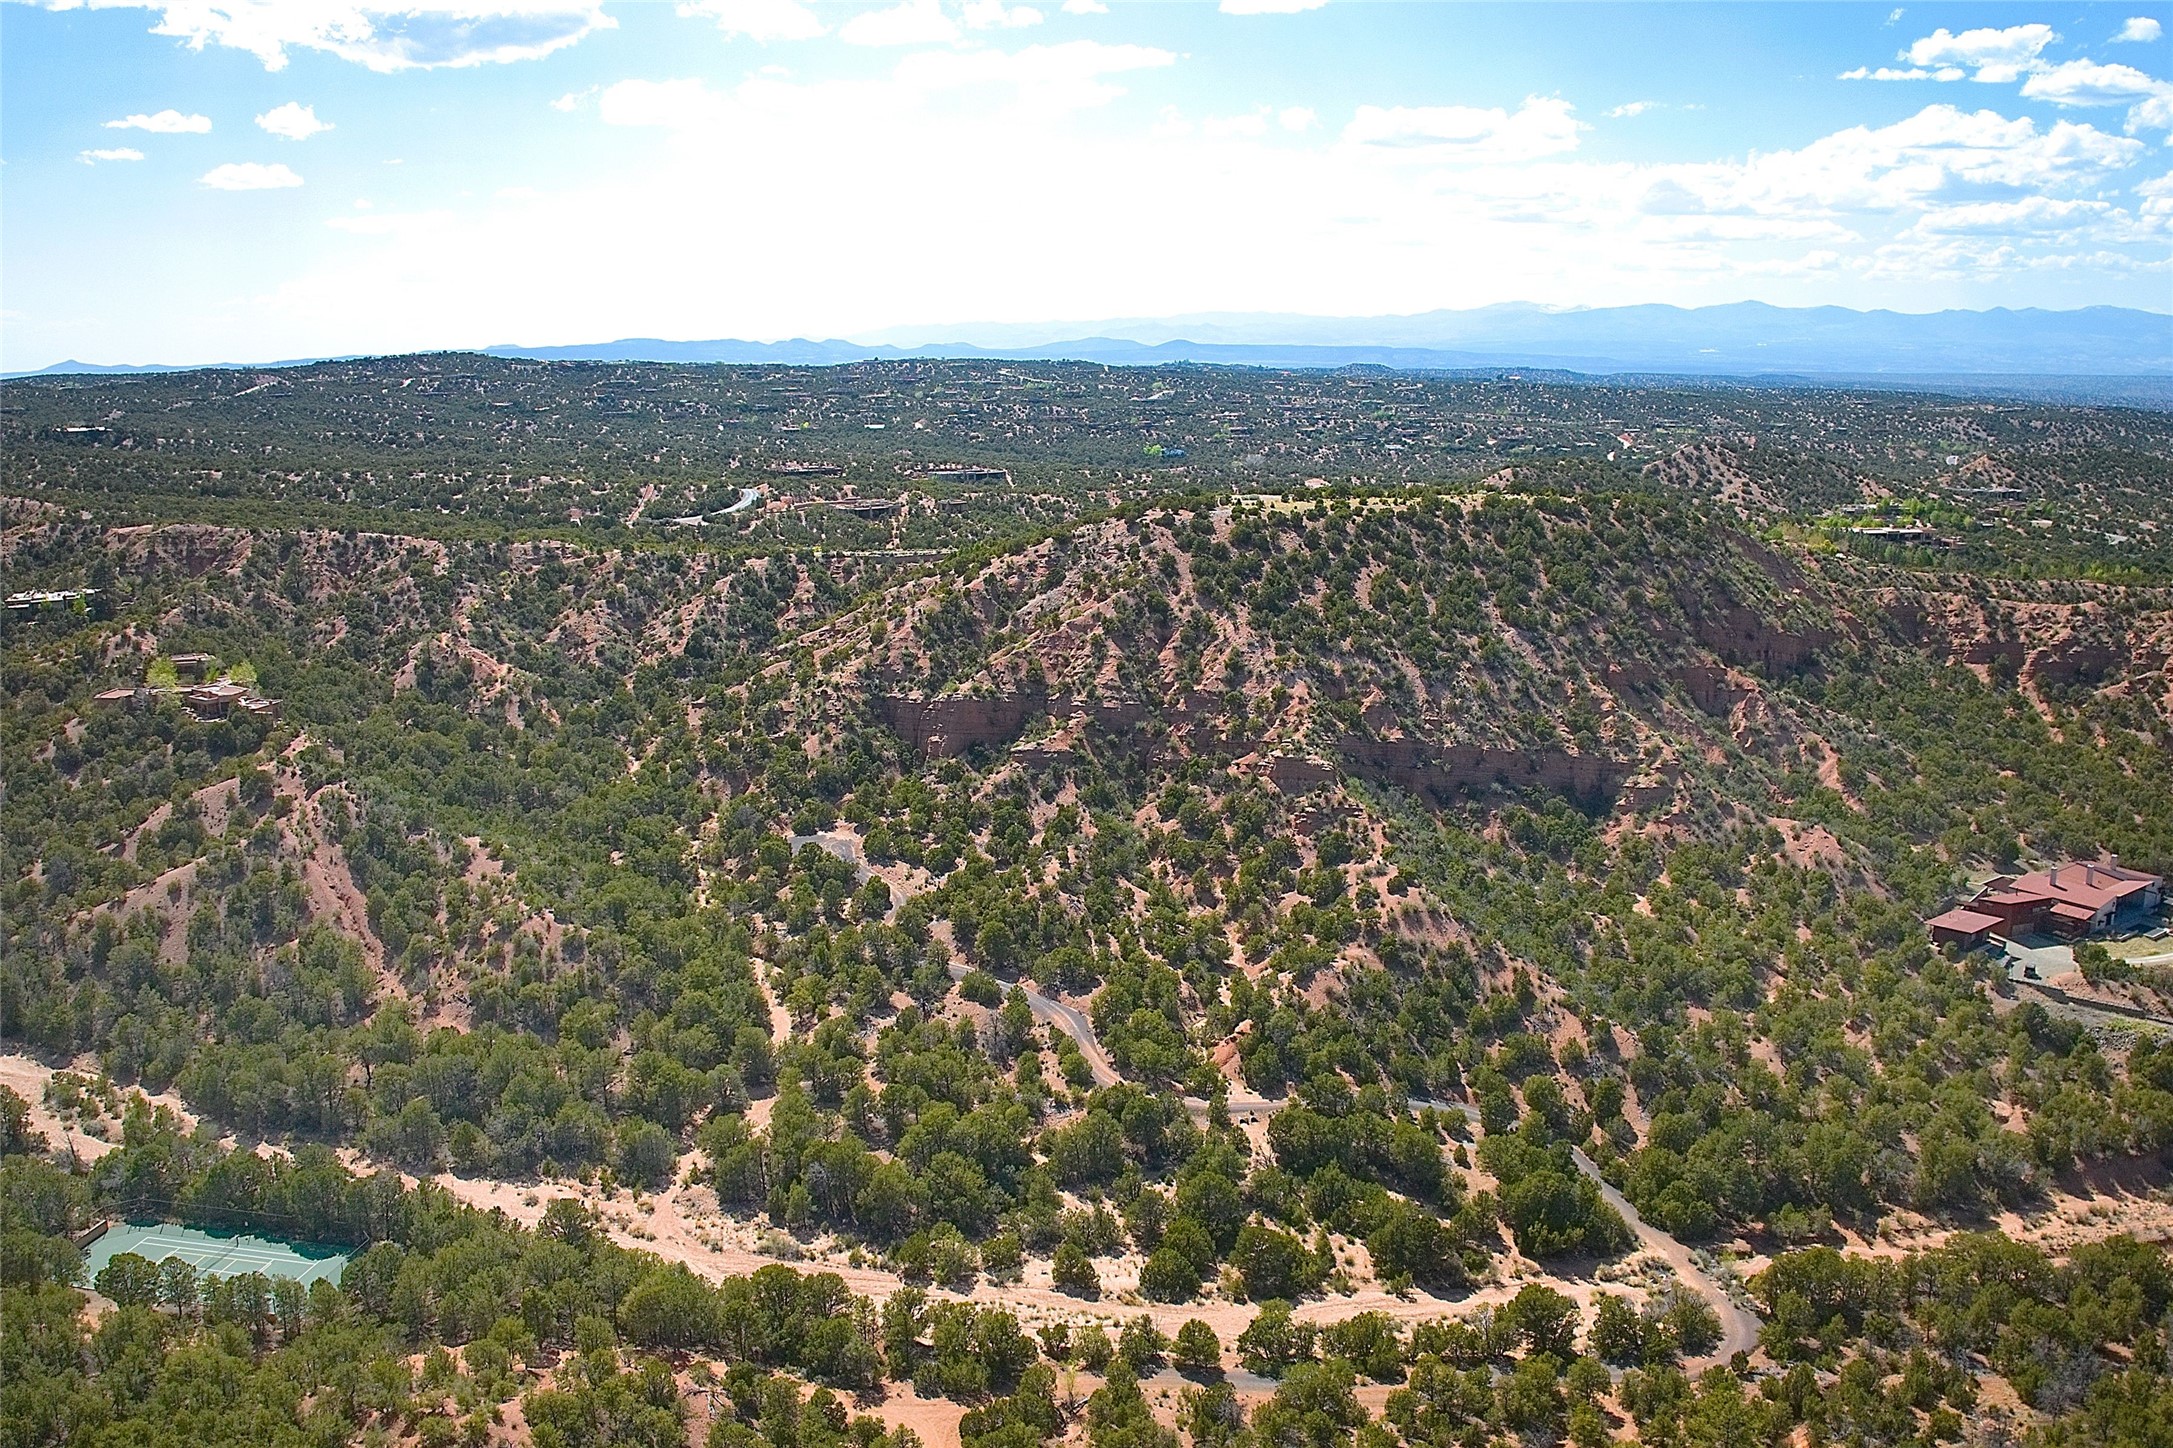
11 304 2169 402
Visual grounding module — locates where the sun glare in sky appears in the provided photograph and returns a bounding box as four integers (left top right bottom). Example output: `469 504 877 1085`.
2 1 2169 369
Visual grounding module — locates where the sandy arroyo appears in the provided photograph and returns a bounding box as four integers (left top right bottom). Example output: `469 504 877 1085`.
424 1151 1714 1377
0 1051 202 1165
17 1041 2173 1414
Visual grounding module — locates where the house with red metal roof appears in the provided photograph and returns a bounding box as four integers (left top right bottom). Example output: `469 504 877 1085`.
1927 860 2163 946
1927 907 2002 949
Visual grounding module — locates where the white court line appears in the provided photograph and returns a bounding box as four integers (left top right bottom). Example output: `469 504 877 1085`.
112 1230 348 1282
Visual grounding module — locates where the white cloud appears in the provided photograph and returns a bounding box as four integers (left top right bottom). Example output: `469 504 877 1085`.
78 147 146 164
1060 0 1105 11
678 0 825 42
1219 0 1328 13
1607 101 1654 118
38 1 613 73
1839 65 1965 82
255 102 332 140
105 109 211 133
2132 93 2173 132
201 161 304 189
1613 104 2144 228
2019 59 2173 134
2137 171 2173 226
1903 24 2058 83
1343 96 1583 163
2021 57 2171 104
963 0 1043 29
840 0 958 46
551 86 598 110
1865 19 2173 135
1279 106 1315 131
1906 195 2116 235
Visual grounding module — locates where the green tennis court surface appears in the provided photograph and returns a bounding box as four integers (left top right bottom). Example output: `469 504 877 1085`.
84 1221 351 1286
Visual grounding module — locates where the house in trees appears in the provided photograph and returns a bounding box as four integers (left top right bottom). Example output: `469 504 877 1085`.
182 681 253 717
6 586 98 613
92 686 148 710
180 681 283 722
1929 861 2165 946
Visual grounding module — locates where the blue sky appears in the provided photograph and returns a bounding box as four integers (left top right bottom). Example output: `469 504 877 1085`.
3 1 2168 369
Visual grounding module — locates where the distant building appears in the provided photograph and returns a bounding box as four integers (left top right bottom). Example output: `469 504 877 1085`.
182 681 251 718
919 465 1009 483
170 680 280 722
169 653 216 683
1851 525 1950 544
1929 860 2165 946
6 587 98 613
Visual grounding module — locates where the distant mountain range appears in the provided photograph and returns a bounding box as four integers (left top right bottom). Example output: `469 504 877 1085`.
14 303 2171 398
482 303 2171 377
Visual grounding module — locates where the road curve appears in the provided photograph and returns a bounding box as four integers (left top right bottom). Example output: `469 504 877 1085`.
1418 1100 1757 1370
1567 1143 1762 1367
787 828 1124 1089
946 962 1122 1089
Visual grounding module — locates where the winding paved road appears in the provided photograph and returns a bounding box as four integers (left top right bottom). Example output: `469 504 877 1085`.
946 961 1122 1088
784 829 1126 1087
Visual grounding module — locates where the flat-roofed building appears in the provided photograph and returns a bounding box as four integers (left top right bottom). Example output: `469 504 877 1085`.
182 681 251 718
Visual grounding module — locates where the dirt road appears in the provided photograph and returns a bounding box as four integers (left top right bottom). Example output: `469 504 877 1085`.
1407 1099 1760 1370
946 962 1122 1089
1566 1143 1762 1366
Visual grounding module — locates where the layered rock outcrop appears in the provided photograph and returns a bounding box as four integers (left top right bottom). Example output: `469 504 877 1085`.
872 691 1047 756
1334 736 1629 810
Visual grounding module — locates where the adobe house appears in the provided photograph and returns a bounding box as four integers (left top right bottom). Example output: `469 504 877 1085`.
182 681 251 718
169 653 216 684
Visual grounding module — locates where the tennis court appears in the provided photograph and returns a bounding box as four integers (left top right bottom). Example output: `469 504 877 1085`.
84 1220 351 1286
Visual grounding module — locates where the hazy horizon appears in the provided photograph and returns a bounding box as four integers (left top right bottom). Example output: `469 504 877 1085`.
13 298 2172 380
